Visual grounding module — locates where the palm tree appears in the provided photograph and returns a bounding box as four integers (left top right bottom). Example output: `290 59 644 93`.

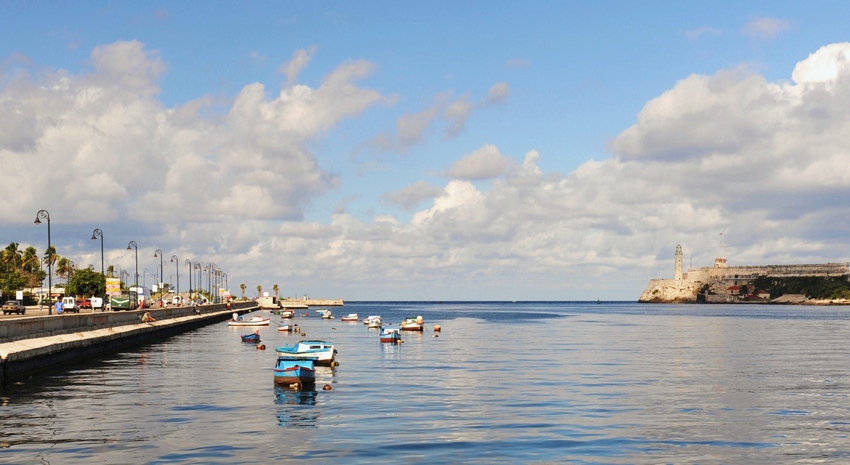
56 257 76 285
42 245 58 287
107 265 115 278
273 284 279 298
256 284 262 298
240 283 246 298
22 246 39 273
2 242 22 270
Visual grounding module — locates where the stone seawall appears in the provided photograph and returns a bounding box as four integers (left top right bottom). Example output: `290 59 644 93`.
639 279 705 303
0 302 259 384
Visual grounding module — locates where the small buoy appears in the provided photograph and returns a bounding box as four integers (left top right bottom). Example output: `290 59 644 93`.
323 384 332 391
332 361 340 367
257 344 266 350
300 332 306 336
433 334 439 338
433 324 441 332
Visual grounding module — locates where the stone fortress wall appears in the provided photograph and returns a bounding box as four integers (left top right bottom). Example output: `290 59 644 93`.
639 244 850 303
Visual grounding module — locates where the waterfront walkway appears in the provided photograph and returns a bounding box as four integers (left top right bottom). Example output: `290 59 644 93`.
0 301 259 384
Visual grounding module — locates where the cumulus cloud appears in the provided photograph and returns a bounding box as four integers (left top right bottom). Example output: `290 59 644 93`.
382 181 443 211
0 40 383 226
444 144 513 180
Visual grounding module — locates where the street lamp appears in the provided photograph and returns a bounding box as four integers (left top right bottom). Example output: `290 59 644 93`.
126 241 138 291
185 259 192 302
154 249 164 302
34 209 52 315
91 229 104 277
170 255 179 301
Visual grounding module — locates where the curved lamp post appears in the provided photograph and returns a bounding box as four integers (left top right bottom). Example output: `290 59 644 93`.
34 210 52 315
154 249 164 302
91 229 104 277
185 259 193 302
126 241 138 291
170 255 179 301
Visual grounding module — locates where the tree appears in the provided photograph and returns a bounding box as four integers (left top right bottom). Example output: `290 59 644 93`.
257 284 262 298
2 242 22 271
240 283 246 298
56 257 75 285
43 245 58 271
273 284 279 298
22 246 40 273
67 268 105 297
0 270 28 298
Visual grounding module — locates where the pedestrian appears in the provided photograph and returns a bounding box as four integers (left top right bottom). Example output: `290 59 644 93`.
54 299 64 315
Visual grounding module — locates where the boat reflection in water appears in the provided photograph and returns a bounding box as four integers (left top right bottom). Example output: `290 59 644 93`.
274 386 318 428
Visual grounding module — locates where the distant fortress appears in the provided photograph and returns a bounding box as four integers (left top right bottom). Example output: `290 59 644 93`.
639 244 850 303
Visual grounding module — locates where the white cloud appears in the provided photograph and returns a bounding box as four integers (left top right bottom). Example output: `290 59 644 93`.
382 181 443 211
444 144 513 180
366 83 510 154
278 46 317 85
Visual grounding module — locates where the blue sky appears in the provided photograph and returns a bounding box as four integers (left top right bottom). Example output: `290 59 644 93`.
4 1 850 300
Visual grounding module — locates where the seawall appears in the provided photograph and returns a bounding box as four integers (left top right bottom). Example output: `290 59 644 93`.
0 301 259 384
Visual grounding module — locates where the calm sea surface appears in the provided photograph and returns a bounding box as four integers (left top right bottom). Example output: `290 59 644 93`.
2 301 850 464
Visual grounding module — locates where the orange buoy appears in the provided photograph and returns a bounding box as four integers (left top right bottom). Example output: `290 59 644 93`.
433 324 441 332
323 384 333 391
257 344 266 350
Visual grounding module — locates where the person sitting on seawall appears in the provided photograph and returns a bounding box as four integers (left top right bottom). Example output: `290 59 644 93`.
141 311 156 323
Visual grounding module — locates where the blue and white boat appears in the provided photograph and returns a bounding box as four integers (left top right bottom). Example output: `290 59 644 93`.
241 332 261 343
380 327 401 343
273 356 317 387
275 340 337 366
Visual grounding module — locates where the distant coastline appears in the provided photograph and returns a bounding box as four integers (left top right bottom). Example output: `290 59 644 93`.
639 244 850 305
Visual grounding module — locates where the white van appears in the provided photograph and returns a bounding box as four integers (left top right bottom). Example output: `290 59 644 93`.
61 296 77 313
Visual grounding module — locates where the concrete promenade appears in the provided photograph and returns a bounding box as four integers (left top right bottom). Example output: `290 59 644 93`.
0 301 259 384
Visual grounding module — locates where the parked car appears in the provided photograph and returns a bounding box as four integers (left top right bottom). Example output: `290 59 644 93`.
2 300 26 315
76 298 92 309
61 296 79 313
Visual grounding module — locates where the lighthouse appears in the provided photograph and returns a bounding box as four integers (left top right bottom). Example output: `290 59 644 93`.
675 244 683 280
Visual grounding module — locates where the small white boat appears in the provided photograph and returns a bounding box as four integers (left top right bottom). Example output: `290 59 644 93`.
280 310 294 319
364 315 383 328
227 316 271 327
400 315 424 331
320 310 334 319
278 323 296 332
340 313 359 322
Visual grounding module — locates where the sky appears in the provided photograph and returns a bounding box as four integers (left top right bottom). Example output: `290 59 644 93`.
4 1 850 301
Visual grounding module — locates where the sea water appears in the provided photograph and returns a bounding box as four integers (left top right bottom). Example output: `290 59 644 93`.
2 301 850 464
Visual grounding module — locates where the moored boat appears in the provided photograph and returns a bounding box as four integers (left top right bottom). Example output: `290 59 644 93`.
380 327 401 343
340 313 359 322
227 316 271 327
400 316 424 331
319 310 334 319
280 310 294 319
273 356 317 387
241 331 261 343
278 323 296 332
275 340 337 366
